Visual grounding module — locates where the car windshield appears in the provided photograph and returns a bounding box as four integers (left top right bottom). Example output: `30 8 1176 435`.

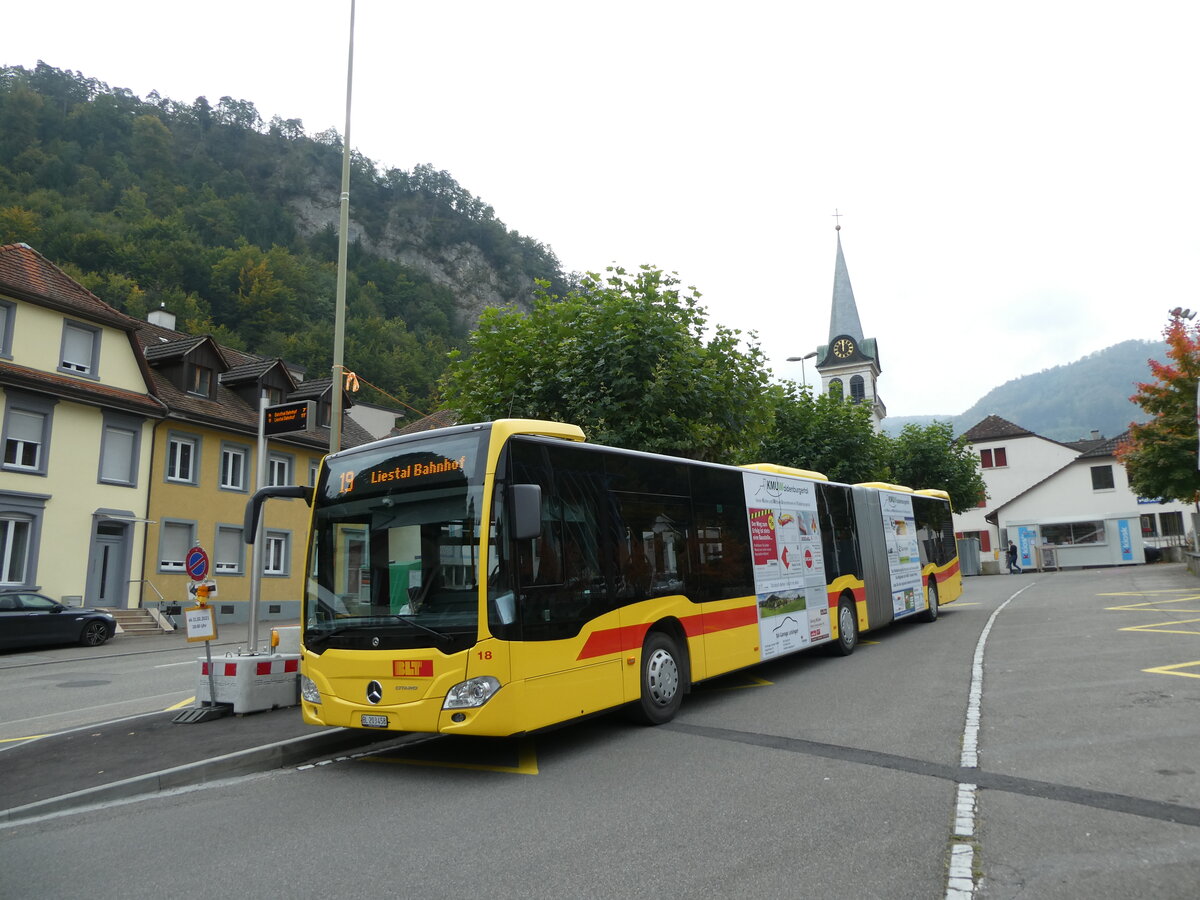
304 432 492 653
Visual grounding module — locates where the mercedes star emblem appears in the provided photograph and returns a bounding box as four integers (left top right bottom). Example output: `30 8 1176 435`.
366 681 383 704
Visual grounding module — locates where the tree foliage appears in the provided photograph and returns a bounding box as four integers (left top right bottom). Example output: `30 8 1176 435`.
0 62 566 412
440 266 773 462
888 420 987 512
1116 316 1200 503
755 382 890 483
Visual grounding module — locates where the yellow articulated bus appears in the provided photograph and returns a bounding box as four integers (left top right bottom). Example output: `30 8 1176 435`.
247 419 962 736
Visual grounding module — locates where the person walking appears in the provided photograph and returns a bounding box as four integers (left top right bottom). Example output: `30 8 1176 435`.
1006 541 1022 574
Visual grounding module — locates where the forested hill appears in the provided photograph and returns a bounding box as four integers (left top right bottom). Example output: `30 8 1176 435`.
883 339 1164 442
0 62 569 410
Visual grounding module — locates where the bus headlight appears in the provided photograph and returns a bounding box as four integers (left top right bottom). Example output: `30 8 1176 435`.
443 676 501 709
300 674 321 704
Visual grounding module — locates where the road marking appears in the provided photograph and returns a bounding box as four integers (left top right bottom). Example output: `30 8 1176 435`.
1119 616 1200 636
154 660 199 668
165 697 196 710
0 734 49 744
1143 660 1200 679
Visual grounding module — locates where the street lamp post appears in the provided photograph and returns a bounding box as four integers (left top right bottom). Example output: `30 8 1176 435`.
787 351 818 389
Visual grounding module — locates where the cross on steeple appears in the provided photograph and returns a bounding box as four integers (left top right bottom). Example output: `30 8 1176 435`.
832 209 844 231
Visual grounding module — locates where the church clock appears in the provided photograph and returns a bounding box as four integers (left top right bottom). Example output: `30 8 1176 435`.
832 337 857 359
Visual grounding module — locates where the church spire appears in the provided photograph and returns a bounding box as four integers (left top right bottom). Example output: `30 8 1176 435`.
828 229 864 343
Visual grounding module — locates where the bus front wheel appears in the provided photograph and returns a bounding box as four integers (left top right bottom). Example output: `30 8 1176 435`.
631 631 684 725
832 597 858 656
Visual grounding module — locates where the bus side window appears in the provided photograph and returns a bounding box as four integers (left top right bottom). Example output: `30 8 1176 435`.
688 467 753 602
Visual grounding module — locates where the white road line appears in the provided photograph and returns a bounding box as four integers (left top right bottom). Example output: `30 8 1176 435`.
945 583 1034 900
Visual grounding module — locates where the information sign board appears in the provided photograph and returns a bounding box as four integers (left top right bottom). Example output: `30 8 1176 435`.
184 605 218 642
264 400 315 435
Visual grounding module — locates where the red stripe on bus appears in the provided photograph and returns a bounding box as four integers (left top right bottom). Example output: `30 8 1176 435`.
576 604 758 660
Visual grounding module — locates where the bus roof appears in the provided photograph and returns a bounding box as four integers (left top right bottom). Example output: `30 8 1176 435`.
740 462 829 481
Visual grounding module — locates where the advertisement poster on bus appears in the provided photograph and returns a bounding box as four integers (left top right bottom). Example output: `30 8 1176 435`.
878 490 924 617
743 472 830 659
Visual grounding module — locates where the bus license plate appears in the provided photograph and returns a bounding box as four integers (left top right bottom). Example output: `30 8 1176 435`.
360 714 388 728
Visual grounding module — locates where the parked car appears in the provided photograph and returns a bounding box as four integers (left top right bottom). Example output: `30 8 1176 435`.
0 591 117 650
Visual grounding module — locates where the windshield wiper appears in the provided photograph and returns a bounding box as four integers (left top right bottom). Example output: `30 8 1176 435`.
307 616 454 649
387 615 455 648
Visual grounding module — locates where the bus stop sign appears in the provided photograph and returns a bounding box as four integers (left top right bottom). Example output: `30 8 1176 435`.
186 546 210 581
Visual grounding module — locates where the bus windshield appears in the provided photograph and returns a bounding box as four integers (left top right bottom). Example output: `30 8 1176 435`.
304 431 491 653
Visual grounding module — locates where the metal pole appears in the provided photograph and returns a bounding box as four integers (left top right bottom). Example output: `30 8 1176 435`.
331 0 355 454
248 393 267 652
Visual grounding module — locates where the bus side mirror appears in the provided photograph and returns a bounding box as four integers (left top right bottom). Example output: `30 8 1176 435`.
509 484 542 541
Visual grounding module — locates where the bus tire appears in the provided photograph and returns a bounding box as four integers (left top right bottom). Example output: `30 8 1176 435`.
919 580 939 623
630 630 684 725
832 596 858 656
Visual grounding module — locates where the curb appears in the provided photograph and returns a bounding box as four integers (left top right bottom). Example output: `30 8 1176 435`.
0 727 383 826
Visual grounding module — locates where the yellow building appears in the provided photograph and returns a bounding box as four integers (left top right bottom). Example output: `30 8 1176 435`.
134 311 373 627
1 243 373 630
0 243 164 607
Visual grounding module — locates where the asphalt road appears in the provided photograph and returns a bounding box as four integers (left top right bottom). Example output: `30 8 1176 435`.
1 565 1197 899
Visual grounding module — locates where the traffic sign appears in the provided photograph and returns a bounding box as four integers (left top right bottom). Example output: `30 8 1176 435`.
186 546 210 581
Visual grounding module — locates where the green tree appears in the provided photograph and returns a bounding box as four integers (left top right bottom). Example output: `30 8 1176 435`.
1117 315 1200 503
755 382 891 483
440 265 773 462
888 420 986 511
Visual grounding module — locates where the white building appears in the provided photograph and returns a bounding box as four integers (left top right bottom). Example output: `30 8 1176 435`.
954 415 1193 572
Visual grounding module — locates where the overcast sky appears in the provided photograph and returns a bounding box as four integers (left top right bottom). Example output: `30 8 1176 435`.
4 1 1197 418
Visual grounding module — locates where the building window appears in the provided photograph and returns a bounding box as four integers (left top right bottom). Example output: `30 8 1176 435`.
1160 512 1185 537
220 444 249 491
0 300 14 359
158 520 195 572
188 365 213 398
264 531 290 575
828 378 843 400
166 433 199 484
3 409 45 471
981 447 1008 468
1140 514 1158 537
2 393 56 476
214 525 244 575
60 321 100 378
309 460 320 487
962 529 991 553
849 375 865 403
268 453 292 487
98 411 142 487
1090 465 1115 491
0 515 32 585
1042 521 1105 546
267 386 284 405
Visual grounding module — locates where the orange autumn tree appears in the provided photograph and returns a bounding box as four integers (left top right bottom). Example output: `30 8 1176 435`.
1117 312 1200 504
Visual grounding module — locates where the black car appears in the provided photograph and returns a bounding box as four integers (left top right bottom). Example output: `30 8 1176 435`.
0 591 117 650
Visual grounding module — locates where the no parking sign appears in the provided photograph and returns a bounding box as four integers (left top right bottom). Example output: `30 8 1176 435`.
186 546 210 581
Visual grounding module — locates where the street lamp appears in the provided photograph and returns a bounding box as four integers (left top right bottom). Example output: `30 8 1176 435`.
1170 307 1196 320
787 351 818 388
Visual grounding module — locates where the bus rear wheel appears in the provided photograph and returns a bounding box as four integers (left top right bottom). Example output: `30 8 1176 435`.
919 580 939 623
631 631 684 725
832 597 858 656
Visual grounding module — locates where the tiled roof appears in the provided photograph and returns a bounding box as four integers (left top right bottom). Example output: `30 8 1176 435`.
1074 432 1130 459
960 415 1035 442
393 409 461 436
220 359 284 384
142 335 217 363
0 243 138 329
0 359 165 417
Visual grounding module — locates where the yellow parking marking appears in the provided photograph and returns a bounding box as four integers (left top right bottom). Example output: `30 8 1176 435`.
1120 616 1200 637
362 738 539 775
703 675 773 692
1105 595 1200 612
1143 660 1200 679
0 734 49 744
1099 589 1198 596
165 697 196 711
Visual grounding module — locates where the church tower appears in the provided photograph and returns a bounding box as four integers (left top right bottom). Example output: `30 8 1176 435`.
813 224 886 429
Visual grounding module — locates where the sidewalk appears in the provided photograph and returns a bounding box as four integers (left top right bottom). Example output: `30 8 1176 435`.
0 624 404 825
